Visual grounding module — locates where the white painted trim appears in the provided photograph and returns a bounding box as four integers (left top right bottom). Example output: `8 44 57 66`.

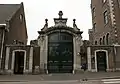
0 24 6 26
95 50 109 72
12 50 26 74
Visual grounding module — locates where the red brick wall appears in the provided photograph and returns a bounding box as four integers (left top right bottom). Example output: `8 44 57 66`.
91 0 116 45
5 3 28 45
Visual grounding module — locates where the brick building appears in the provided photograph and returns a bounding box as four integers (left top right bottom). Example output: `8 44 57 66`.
90 0 120 45
0 2 28 74
87 0 120 72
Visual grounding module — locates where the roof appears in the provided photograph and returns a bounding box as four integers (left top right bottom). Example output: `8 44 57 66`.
0 4 21 24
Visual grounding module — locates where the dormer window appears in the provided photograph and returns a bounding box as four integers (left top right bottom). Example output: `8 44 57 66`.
19 14 23 22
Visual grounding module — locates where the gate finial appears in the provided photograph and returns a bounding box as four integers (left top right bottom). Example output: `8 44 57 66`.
58 11 63 18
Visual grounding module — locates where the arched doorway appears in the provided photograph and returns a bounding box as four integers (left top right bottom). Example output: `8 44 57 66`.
96 51 107 71
14 51 24 74
48 32 73 73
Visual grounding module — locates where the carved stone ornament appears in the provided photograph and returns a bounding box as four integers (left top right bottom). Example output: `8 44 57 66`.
58 11 63 18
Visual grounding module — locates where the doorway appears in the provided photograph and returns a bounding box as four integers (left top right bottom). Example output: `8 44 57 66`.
96 51 107 71
14 51 24 74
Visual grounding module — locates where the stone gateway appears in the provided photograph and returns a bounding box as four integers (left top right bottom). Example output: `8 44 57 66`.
3 11 83 74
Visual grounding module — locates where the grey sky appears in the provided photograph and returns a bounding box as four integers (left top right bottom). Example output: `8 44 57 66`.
1 0 92 44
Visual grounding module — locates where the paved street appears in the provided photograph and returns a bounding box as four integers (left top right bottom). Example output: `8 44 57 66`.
0 72 120 84
0 80 102 84
0 79 120 84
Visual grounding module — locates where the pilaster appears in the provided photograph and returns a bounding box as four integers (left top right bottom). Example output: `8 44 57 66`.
73 37 76 72
29 47 33 73
40 35 47 73
87 47 91 71
4 47 10 74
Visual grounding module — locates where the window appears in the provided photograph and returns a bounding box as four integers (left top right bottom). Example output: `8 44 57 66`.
100 38 102 45
92 7 95 17
95 41 97 45
48 32 73 42
106 33 109 45
103 36 105 45
93 23 96 32
103 11 108 24
102 0 106 3
19 14 23 22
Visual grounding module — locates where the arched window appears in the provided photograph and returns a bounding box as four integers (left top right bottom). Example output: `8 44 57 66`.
103 36 105 45
106 33 109 45
103 11 108 24
100 38 102 45
95 41 97 45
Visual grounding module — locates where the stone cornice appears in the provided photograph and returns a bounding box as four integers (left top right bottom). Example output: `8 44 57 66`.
38 26 83 35
5 44 35 47
87 45 114 47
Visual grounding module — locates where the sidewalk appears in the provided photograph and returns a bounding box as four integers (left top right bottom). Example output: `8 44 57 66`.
0 72 119 81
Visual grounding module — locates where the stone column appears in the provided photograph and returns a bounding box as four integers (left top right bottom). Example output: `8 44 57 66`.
87 47 91 71
76 37 81 70
40 35 47 73
29 47 33 73
23 51 27 74
11 51 15 74
5 47 10 73
44 36 48 74
73 37 76 74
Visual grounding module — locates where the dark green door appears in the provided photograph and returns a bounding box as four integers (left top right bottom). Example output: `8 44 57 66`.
96 51 107 72
48 32 73 73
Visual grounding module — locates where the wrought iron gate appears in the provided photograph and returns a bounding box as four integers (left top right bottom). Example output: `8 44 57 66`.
48 32 73 73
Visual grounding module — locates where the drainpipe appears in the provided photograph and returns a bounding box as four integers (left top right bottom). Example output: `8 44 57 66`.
0 24 6 69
